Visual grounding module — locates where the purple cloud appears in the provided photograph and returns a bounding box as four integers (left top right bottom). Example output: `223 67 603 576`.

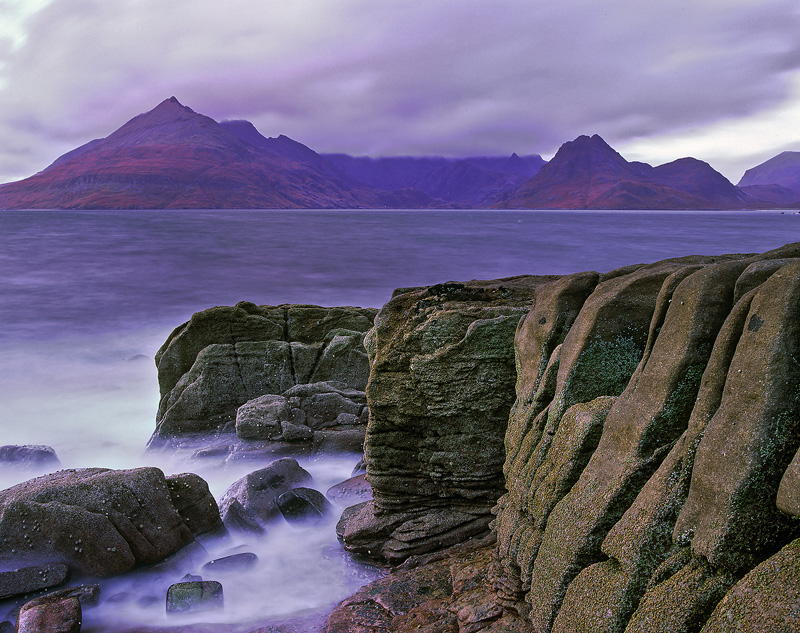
0 0 798 183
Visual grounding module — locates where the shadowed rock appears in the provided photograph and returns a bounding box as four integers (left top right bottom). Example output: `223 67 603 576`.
217 458 312 533
0 467 218 577
276 487 332 524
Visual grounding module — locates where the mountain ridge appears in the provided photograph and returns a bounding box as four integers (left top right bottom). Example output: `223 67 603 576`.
0 98 797 210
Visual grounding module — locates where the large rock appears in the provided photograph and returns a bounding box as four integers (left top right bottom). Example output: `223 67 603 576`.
329 243 800 633
489 243 800 632
339 276 552 562
0 563 69 600
150 302 377 444
0 467 218 577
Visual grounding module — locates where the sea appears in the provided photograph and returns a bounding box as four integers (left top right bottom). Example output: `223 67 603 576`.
0 208 798 629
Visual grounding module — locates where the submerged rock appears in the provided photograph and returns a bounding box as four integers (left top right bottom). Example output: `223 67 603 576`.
276 487 332 524
0 445 60 471
201 552 259 573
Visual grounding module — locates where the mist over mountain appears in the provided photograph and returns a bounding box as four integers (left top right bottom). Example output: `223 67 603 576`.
0 98 796 210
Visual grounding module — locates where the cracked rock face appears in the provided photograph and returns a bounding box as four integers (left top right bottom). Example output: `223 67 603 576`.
338 276 553 563
149 302 377 445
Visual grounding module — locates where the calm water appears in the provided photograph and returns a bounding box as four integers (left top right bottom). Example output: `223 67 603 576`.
0 208 798 627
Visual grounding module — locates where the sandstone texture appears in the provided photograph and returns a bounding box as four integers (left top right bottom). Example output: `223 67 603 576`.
150 302 377 452
0 468 220 577
16 595 81 633
338 276 553 562
333 243 800 632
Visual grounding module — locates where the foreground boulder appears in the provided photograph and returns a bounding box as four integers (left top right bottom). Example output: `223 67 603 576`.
16 596 81 633
0 468 220 577
338 276 552 562
150 303 377 446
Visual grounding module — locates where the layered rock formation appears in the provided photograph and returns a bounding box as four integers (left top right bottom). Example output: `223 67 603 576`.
337 276 556 562
150 302 377 452
335 242 800 632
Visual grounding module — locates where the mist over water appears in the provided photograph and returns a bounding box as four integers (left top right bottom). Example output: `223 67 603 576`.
1 208 799 627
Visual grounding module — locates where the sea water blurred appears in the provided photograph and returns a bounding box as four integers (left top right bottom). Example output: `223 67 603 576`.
0 208 798 626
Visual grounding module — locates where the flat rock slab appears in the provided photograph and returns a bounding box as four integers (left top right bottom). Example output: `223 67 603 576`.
201 552 259 573
0 563 69 600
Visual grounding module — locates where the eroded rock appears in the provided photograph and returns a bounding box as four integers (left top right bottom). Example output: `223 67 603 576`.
151 303 377 445
339 277 550 562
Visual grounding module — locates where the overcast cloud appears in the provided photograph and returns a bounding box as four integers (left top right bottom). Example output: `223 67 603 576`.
0 0 798 183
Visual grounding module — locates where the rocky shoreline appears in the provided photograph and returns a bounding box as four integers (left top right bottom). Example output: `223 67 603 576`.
3 243 800 631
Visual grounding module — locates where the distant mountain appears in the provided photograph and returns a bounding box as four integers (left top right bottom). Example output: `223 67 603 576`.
2 97 793 210
323 153 544 206
738 151 800 198
0 98 446 210
495 134 757 210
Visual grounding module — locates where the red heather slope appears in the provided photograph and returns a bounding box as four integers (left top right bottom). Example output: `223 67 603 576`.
0 98 415 209
495 134 755 210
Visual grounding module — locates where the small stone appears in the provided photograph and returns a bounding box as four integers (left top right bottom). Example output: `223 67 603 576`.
166 581 224 614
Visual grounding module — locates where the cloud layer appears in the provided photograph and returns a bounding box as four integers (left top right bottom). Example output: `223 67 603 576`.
1 0 799 183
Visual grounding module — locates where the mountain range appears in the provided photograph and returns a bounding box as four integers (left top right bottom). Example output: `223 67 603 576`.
0 97 798 210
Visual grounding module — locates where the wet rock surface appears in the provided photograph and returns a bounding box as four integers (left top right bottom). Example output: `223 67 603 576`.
276 487 332 524
165 580 224 614
0 467 219 577
217 458 313 533
16 595 81 633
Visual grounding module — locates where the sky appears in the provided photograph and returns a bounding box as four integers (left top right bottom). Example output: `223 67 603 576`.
0 0 799 184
